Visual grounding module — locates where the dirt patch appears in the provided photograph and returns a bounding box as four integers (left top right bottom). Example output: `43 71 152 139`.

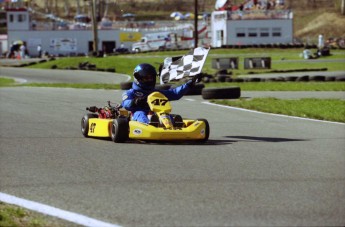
295 11 345 38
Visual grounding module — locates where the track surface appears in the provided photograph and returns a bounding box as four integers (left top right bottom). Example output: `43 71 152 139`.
0 67 130 84
1 85 345 226
0 68 345 226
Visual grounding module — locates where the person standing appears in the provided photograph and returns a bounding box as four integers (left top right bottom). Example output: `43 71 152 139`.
318 34 324 50
37 44 42 58
20 44 26 59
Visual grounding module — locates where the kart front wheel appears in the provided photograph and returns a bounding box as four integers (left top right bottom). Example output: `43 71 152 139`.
81 113 98 137
197 118 210 142
111 117 129 143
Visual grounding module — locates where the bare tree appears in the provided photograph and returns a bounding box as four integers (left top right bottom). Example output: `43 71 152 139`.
103 0 109 18
44 0 50 13
63 0 70 17
76 0 81 15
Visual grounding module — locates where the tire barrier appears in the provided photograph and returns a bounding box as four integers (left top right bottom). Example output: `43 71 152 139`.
309 75 326 82
296 75 309 82
202 87 241 100
120 81 132 90
185 83 205 96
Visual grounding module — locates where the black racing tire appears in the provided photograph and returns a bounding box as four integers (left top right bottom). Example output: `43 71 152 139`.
217 74 228 82
325 76 336 81
286 76 298 82
81 113 98 137
337 38 345 49
309 75 325 81
111 117 129 143
185 83 205 95
197 118 210 142
335 76 345 81
247 77 261 82
296 75 309 82
120 81 132 90
202 87 241 99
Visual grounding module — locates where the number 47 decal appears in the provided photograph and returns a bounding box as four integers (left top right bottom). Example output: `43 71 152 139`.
151 98 168 106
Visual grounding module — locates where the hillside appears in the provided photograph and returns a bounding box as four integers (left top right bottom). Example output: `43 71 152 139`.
294 8 345 42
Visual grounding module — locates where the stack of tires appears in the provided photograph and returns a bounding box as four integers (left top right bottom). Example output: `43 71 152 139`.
120 81 241 100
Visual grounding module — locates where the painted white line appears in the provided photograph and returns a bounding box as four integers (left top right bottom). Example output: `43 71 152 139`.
0 192 121 227
203 101 345 125
184 98 195 101
14 78 28 83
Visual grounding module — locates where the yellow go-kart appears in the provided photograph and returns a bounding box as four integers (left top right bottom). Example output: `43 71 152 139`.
81 92 209 143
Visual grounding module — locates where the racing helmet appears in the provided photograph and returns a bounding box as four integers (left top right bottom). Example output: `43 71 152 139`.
133 63 157 90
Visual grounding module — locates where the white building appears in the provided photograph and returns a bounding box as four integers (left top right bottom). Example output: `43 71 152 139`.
4 8 206 57
211 9 293 47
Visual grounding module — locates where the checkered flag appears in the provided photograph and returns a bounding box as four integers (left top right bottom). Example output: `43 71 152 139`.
159 47 210 84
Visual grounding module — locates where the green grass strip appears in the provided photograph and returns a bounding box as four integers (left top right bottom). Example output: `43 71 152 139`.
0 78 16 87
212 98 345 123
0 202 46 227
205 82 345 91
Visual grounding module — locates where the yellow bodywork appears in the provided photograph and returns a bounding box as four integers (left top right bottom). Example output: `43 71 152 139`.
85 92 208 141
128 120 207 140
87 118 113 137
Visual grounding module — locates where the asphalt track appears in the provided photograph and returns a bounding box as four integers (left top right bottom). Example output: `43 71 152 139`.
0 67 130 84
0 68 345 226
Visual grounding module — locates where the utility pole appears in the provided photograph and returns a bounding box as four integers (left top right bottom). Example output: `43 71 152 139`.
194 0 198 48
91 0 98 54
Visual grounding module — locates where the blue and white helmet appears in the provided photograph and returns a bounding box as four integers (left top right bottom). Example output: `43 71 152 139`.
133 63 157 90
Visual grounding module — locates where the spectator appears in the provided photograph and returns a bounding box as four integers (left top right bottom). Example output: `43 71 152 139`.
37 44 42 58
318 34 324 50
302 48 316 59
20 44 26 59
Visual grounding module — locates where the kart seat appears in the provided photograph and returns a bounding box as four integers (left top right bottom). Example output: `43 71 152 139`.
173 115 184 128
149 114 160 127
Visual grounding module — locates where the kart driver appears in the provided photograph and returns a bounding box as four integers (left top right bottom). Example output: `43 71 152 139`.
121 63 201 124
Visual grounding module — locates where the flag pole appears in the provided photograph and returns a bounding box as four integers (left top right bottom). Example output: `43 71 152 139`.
194 0 198 48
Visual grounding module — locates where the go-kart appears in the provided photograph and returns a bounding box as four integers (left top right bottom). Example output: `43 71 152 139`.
81 91 209 143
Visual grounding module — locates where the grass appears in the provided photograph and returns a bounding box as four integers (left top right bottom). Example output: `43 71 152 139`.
0 202 77 227
204 82 345 91
212 98 345 123
0 78 16 87
2 78 344 91
27 48 345 77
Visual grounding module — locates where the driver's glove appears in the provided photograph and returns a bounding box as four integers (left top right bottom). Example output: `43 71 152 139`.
187 73 203 87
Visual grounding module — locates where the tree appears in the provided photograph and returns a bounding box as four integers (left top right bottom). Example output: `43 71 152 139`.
63 0 70 17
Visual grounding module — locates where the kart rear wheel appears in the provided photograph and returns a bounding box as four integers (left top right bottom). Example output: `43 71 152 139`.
81 113 98 137
111 117 129 143
197 118 209 142
202 87 241 99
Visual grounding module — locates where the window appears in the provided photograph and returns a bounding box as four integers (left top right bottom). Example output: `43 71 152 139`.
248 28 257 37
9 14 14 22
260 28 269 37
18 14 24 22
236 28 245 37
272 27 281 37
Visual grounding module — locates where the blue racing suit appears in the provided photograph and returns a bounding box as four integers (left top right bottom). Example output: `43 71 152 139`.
121 81 192 124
